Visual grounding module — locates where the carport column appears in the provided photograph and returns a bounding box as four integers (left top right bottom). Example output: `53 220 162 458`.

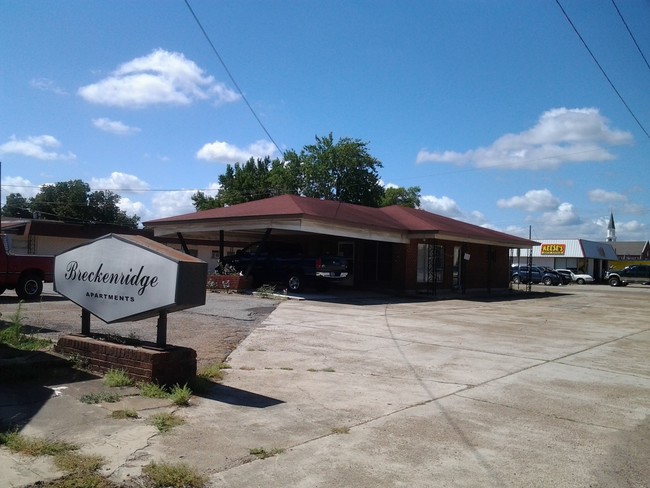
219 230 224 262
156 310 168 348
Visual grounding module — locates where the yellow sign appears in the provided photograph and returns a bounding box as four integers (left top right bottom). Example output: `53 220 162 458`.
541 244 566 255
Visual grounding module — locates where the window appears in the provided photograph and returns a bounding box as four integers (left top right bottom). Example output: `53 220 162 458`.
417 243 443 283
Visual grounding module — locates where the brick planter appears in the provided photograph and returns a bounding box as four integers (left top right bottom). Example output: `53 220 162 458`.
207 274 253 292
54 335 196 386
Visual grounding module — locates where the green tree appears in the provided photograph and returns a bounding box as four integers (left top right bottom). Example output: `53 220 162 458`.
1 193 32 218
28 179 139 228
380 186 421 208
192 133 385 210
300 133 384 207
192 156 300 210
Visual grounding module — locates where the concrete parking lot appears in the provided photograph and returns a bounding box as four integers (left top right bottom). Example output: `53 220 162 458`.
2 283 650 487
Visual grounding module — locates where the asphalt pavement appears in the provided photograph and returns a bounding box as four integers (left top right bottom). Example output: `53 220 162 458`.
1 283 650 487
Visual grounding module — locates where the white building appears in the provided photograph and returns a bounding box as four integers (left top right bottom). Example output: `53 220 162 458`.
511 239 618 281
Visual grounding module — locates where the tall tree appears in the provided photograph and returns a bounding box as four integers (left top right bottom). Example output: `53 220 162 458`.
301 133 384 207
28 179 139 228
380 186 421 208
1 193 32 218
192 133 385 210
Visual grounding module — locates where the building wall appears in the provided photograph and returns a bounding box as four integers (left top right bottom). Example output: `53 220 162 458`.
403 240 511 294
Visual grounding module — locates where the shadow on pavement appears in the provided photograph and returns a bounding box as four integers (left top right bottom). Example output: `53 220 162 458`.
0 344 98 432
200 383 284 408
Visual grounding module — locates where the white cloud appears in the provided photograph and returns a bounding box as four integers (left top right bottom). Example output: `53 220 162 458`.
417 108 632 170
117 197 152 221
419 195 463 218
30 78 68 95
0 176 40 200
78 49 240 108
497 189 560 212
588 188 627 204
92 118 141 135
151 190 197 219
90 172 150 194
540 202 581 227
196 139 278 164
0 135 76 160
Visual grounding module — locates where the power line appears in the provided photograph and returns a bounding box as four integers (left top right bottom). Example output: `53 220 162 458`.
611 0 650 73
183 0 284 157
555 0 650 139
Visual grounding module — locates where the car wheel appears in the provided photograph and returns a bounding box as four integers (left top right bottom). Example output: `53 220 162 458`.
608 276 620 287
543 276 553 286
287 274 302 293
16 273 43 300
0 287 5 295
576 278 585 285
512 275 521 284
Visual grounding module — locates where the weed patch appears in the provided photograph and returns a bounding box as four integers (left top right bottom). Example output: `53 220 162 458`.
0 304 52 351
80 391 121 404
139 382 169 399
0 431 78 456
169 384 192 406
110 409 139 420
149 413 184 433
54 451 105 474
249 447 285 459
103 368 134 387
142 461 207 488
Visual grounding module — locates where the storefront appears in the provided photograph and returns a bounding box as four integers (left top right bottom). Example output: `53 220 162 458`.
511 239 618 282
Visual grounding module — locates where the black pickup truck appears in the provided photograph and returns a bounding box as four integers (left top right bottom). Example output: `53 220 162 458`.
221 241 350 292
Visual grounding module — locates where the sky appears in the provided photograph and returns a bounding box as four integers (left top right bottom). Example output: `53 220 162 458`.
1 0 649 242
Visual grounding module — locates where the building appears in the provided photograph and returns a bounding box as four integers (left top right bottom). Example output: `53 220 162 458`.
609 241 650 261
511 239 617 281
144 195 536 295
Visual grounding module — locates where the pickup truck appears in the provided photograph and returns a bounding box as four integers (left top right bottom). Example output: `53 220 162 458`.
221 241 350 292
0 235 55 300
605 265 650 287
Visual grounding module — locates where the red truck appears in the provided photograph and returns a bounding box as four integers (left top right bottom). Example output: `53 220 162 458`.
0 235 55 300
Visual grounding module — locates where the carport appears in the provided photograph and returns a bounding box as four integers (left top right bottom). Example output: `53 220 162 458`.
144 195 536 294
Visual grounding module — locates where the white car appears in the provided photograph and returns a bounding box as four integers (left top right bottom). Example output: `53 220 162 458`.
555 269 594 285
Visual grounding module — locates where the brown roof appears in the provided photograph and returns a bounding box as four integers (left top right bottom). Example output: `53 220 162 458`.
145 195 535 248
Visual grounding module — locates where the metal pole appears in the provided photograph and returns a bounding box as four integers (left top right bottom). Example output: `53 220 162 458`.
81 309 91 335
156 310 168 348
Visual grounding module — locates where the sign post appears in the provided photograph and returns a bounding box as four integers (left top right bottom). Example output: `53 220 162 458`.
53 234 208 384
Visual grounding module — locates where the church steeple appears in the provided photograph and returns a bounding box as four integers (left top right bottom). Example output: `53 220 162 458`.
606 212 616 242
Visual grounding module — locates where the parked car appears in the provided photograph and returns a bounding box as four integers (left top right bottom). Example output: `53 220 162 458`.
0 234 55 300
220 240 350 292
511 265 563 286
555 269 595 285
605 265 650 287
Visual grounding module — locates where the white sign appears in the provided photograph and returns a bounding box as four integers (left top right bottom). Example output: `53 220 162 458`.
54 234 207 323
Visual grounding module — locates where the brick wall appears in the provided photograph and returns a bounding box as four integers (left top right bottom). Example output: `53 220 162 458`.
55 335 196 386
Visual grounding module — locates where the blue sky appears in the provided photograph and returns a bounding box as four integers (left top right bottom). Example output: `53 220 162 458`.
1 0 649 242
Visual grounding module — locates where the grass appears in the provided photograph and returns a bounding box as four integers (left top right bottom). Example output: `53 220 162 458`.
149 413 184 433
80 391 121 404
103 368 134 387
169 384 192 406
110 409 139 419
139 382 169 399
197 362 230 381
142 461 207 488
54 451 105 474
331 426 350 434
255 284 277 298
249 447 285 459
0 304 52 351
0 431 78 456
